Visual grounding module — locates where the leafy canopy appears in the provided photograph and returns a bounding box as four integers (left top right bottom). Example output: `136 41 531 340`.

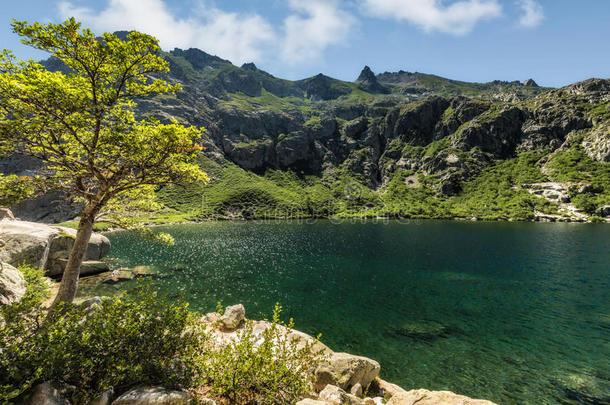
0 18 208 216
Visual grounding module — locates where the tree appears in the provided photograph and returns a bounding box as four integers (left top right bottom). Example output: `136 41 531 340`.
0 19 208 303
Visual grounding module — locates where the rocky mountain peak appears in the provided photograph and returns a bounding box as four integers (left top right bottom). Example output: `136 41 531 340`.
356 66 389 94
524 78 539 87
241 62 258 71
357 66 376 82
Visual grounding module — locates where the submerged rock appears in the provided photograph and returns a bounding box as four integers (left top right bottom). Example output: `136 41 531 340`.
555 374 610 405
395 321 449 341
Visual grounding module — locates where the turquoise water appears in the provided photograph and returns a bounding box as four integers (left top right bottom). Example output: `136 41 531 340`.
80 221 610 404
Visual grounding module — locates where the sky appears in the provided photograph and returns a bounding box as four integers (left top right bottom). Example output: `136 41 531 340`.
1 0 609 87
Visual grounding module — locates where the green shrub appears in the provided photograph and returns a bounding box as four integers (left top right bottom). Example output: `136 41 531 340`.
0 283 207 403
204 303 326 404
1 279 326 404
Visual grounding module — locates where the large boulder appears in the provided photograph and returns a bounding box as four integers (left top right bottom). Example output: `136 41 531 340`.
220 304 246 330
0 220 110 276
315 352 380 392
0 262 26 305
111 386 192 405
386 389 497 405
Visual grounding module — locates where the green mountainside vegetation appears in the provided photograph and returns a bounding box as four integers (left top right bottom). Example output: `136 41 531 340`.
5 41 610 223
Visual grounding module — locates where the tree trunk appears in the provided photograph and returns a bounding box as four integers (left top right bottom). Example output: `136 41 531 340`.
53 203 98 303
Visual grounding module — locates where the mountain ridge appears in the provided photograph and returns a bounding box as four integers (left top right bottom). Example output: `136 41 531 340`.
9 43 610 223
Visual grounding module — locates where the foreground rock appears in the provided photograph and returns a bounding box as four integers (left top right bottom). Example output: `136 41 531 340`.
318 384 363 405
200 304 501 404
19 382 71 405
111 386 192 405
0 262 26 305
0 220 110 276
314 352 380 392
376 378 408 397
0 208 15 220
219 303 245 330
387 389 497 405
296 400 332 405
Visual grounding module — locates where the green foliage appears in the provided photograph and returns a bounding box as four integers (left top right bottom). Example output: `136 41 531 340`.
1 19 211 300
0 283 207 403
1 280 326 404
0 18 208 225
448 152 558 220
380 170 448 218
204 303 325 404
546 142 610 214
411 73 547 100
0 174 37 207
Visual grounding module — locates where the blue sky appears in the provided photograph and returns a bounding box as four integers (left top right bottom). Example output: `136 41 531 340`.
2 0 609 87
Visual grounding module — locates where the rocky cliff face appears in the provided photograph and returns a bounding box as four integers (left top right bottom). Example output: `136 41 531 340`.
3 44 609 222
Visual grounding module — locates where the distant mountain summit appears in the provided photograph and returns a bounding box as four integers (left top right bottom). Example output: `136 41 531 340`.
356 66 390 94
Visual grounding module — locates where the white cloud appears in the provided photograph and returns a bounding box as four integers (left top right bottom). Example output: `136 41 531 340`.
58 0 356 66
361 0 502 35
57 0 276 65
518 0 544 28
282 0 356 63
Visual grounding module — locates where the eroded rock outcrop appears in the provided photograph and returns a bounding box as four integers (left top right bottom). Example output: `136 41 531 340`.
0 220 110 277
582 123 610 163
219 303 245 330
314 352 380 392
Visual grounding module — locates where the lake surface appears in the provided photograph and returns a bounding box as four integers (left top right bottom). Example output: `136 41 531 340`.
80 220 610 404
